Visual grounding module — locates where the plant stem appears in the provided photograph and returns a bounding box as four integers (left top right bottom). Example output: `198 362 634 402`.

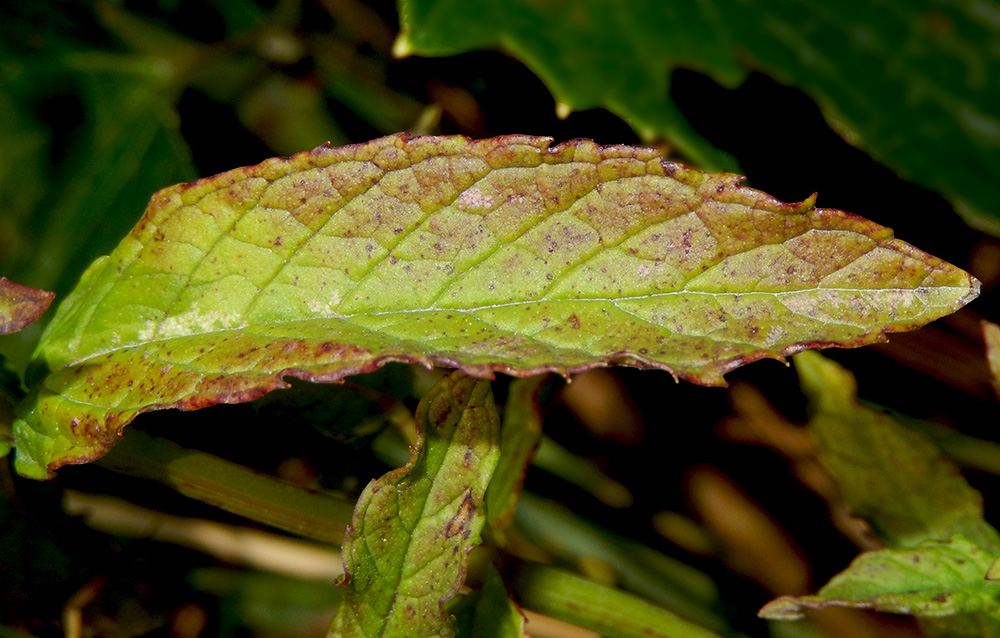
96 429 355 544
515 492 725 631
511 563 726 638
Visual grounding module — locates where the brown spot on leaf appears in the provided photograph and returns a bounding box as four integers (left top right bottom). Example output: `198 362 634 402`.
445 490 476 540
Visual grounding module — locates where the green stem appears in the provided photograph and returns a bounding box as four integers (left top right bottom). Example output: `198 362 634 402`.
511 563 725 638
96 429 355 544
515 492 726 631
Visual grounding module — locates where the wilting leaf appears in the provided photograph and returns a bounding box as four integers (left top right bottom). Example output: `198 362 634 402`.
400 0 1000 234
794 351 1000 551
760 535 1000 620
0 279 53 336
15 134 977 477
328 371 500 638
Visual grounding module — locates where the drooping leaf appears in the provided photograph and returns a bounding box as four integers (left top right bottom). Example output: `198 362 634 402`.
15 134 977 477
0 279 53 336
794 350 1000 551
760 534 1000 620
399 0 1000 233
328 371 500 638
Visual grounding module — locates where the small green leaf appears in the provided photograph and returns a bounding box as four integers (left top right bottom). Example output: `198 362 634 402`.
400 0 1000 233
759 535 1000 620
328 371 500 638
794 351 1000 551
15 134 977 477
0 278 53 335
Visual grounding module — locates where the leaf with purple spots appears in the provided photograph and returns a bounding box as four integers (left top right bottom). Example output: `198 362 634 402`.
12 134 977 477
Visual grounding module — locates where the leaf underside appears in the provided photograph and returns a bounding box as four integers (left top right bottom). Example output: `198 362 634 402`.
14 133 977 477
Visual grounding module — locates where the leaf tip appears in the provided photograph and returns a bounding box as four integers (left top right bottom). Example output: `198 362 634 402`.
392 29 414 58
758 597 807 620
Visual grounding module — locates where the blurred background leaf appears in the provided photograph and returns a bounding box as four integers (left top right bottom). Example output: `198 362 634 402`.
400 0 1000 235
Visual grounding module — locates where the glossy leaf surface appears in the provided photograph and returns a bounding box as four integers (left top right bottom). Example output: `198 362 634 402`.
400 0 1000 233
328 371 500 637
15 134 978 477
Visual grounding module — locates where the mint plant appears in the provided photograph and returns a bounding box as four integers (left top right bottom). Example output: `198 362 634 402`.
2 2 998 638
0 133 983 636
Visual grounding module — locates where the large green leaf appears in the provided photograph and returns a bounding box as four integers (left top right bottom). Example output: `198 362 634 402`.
328 371 500 637
399 0 1000 233
14 134 977 477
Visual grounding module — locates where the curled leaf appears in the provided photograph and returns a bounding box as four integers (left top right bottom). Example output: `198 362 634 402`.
15 134 977 477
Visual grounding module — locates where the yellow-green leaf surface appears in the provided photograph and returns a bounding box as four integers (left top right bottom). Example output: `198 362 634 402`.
0 278 53 335
15 134 978 477
399 0 1000 233
328 372 500 637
